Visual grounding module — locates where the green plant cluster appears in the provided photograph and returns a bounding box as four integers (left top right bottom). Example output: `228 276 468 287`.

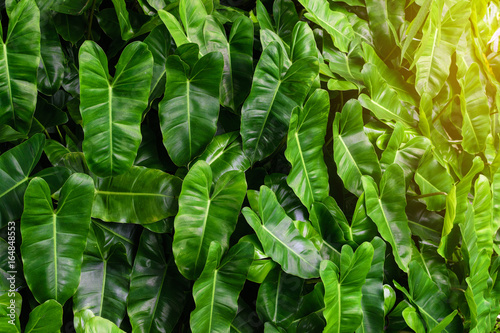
0 0 500 332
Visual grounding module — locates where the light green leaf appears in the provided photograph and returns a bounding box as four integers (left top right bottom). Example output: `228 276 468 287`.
24 300 62 333
79 41 153 177
20 174 94 304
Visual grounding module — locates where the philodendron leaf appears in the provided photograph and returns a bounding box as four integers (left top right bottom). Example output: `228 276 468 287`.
285 89 329 210
37 15 65 96
256 267 303 328
159 52 224 166
0 133 45 227
204 15 254 112
0 0 41 134
24 300 63 333
0 292 22 332
242 186 322 279
459 63 491 154
320 242 375 333
84 316 125 333
92 166 182 224
79 40 153 177
128 231 189 333
298 0 353 53
333 99 381 196
362 164 412 272
190 242 253 333
73 239 131 327
173 161 247 280
20 174 94 305
21 174 94 304
240 41 319 164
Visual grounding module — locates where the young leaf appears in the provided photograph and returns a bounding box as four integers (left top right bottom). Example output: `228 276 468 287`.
79 41 153 177
24 300 63 333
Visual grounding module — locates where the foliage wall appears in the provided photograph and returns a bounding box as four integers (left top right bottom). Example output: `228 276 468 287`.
1 0 500 332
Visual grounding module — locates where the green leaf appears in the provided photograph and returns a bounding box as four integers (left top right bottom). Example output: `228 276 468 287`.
242 186 322 279
24 300 63 333
204 15 254 111
362 164 412 272
414 149 454 211
144 24 172 103
0 292 22 332
256 267 303 328
265 174 308 222
128 231 189 333
193 132 251 183
84 316 125 333
359 63 417 127
320 242 375 333
53 13 85 44
159 52 223 166
357 237 386 333
50 0 92 15
179 0 208 47
459 63 491 154
0 133 45 227
190 241 253 333
298 0 354 53
285 89 329 209
240 42 319 164
414 0 470 98
158 10 190 47
333 99 381 196
273 0 299 44
37 17 64 96
73 240 131 326
92 166 182 224
402 306 426 333
0 0 41 133
111 0 134 40
173 161 247 280
238 235 277 284
20 174 94 304
79 40 153 177
365 0 403 60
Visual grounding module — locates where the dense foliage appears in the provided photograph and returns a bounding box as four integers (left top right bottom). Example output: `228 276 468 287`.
1 0 500 332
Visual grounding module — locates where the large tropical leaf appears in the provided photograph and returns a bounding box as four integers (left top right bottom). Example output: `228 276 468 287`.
0 0 41 134
92 166 182 224
333 99 381 196
362 164 412 272
159 51 223 166
285 89 329 210
0 134 45 227
79 40 153 177
240 42 318 164
173 161 247 280
242 186 322 279
20 173 94 304
190 241 253 333
320 242 374 333
37 14 64 96
128 231 189 333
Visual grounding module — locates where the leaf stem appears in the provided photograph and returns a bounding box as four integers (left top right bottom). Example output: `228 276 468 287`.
411 191 447 199
87 0 97 40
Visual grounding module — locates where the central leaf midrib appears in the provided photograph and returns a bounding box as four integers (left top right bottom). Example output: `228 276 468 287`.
148 266 168 332
108 85 114 173
208 269 218 332
3 43 14 125
193 199 211 274
96 190 172 198
52 213 58 300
